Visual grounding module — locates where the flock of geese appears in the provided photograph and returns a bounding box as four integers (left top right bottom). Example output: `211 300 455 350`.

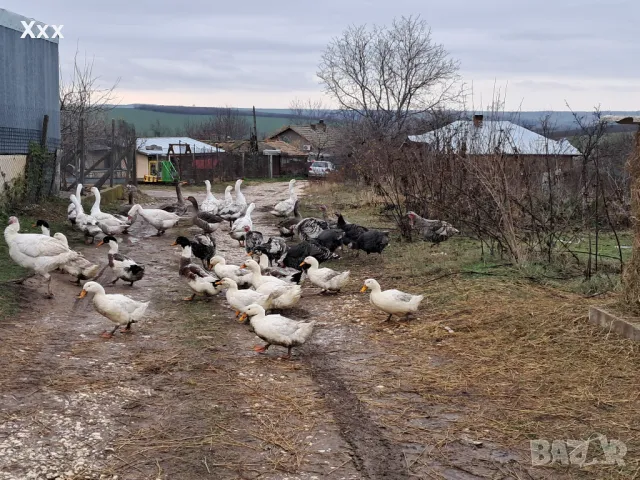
2 178 444 359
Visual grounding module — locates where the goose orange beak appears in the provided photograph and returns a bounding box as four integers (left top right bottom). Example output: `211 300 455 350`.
246 252 253 256
96 240 104 247
31 223 37 227
238 313 248 323
214 280 223 285
77 290 87 299
360 285 368 293
170 241 177 246
299 262 306 267
240 264 246 269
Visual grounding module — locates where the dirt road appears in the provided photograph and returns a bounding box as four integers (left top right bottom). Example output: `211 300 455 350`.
0 180 526 480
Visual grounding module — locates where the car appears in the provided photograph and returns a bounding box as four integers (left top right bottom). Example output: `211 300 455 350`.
307 160 335 178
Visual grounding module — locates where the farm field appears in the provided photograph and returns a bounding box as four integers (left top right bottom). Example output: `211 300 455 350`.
107 107 293 138
0 180 638 479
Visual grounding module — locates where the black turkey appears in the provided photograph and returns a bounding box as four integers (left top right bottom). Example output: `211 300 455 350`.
352 230 390 255
243 226 264 254
279 240 338 270
335 212 368 246
253 237 288 266
315 228 345 252
407 211 459 244
295 217 329 241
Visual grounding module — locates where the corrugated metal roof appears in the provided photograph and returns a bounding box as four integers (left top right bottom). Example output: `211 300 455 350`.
0 8 60 44
136 137 224 156
408 120 581 156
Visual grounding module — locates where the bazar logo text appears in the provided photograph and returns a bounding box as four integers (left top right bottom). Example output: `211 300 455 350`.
20 21 64 39
531 435 627 467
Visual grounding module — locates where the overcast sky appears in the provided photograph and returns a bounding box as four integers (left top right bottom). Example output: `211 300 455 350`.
5 0 639 111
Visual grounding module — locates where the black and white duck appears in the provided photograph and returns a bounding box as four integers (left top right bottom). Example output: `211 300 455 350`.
97 235 145 286
171 236 222 301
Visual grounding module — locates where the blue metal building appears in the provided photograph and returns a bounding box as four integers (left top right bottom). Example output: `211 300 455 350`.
0 8 60 154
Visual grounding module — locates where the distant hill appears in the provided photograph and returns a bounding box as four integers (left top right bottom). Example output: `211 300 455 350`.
105 104 640 139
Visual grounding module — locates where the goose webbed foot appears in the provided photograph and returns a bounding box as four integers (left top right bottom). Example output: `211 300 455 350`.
183 293 196 301
253 344 270 354
384 314 393 322
278 347 293 360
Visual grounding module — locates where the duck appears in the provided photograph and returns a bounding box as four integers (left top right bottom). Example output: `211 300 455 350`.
214 277 273 320
48 232 100 285
300 256 350 293
97 235 145 286
172 236 223 301
90 187 131 225
222 185 233 206
159 181 190 215
218 179 247 227
209 255 253 287
270 179 297 217
78 281 149 338
277 200 301 237
238 304 315 359
229 203 255 246
254 252 304 284
201 180 221 213
69 194 102 244
4 216 80 297
127 204 181 235
67 183 83 224
33 219 51 236
360 278 424 322
240 258 289 288
184 195 225 235
172 234 216 270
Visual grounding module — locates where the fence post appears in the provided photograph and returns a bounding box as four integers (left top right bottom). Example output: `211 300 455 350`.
132 127 138 185
79 117 85 185
110 118 115 187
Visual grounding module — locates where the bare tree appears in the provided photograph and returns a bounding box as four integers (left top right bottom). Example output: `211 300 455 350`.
317 15 460 139
183 107 250 141
288 97 328 122
59 49 120 187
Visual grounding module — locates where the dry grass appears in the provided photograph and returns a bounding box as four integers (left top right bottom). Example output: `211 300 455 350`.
306 180 640 479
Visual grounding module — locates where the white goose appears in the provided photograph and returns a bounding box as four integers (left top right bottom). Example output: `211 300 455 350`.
4 216 80 297
200 180 221 213
89 187 131 235
69 194 102 244
238 304 315 359
300 256 350 292
214 277 273 319
51 232 101 285
218 179 247 227
229 203 255 246
360 278 424 322
270 179 297 217
67 184 83 224
78 281 149 338
127 204 180 235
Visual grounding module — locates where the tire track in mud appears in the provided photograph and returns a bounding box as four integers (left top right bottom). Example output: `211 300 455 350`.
305 351 408 479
